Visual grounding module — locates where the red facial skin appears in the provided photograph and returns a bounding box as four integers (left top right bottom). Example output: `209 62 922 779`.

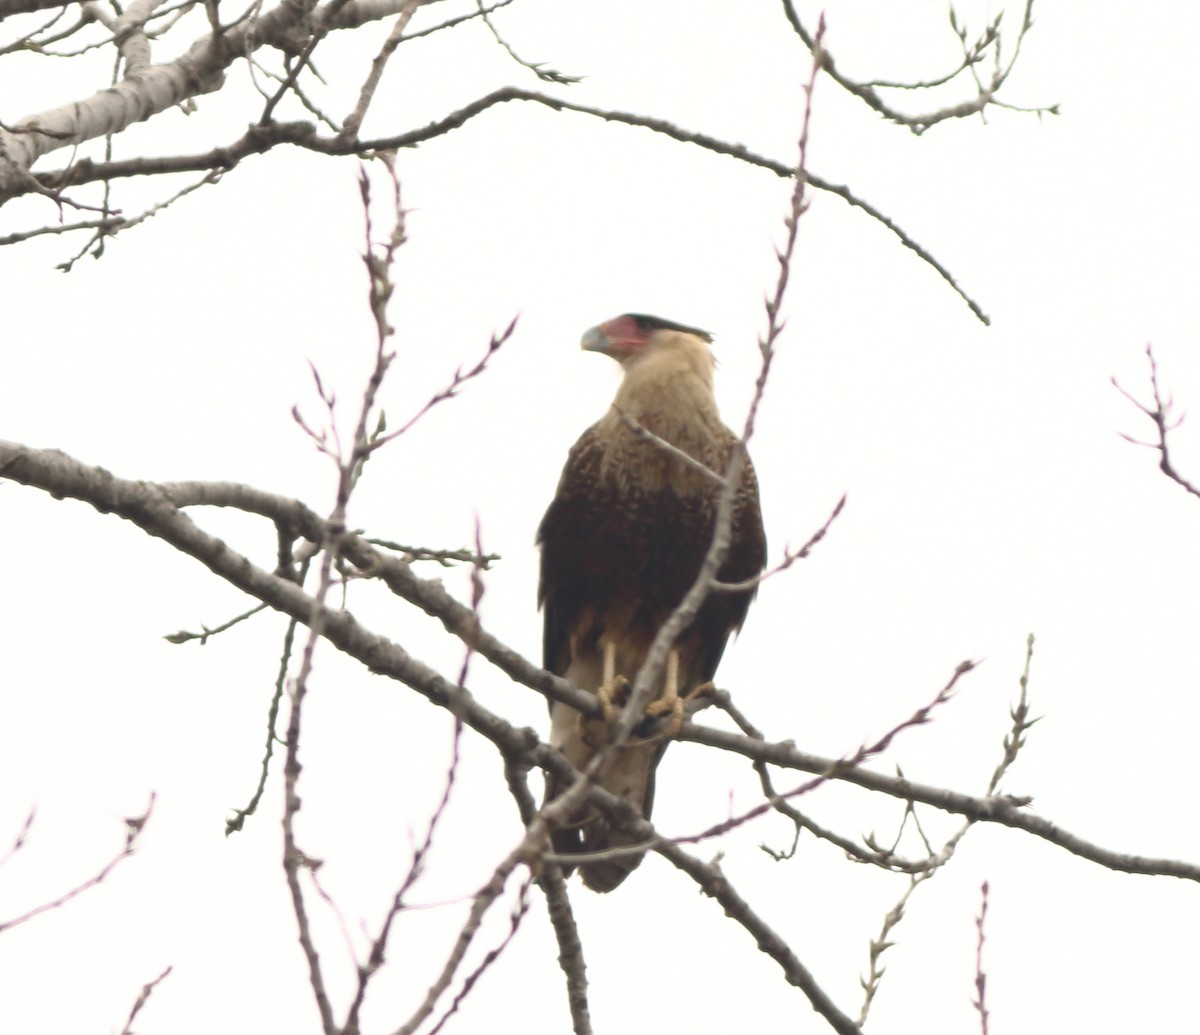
590 314 652 362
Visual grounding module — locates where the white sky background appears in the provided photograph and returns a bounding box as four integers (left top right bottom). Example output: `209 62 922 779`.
2 1 1199 1032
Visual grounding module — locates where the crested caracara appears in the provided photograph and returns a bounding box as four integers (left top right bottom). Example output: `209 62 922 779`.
537 313 767 891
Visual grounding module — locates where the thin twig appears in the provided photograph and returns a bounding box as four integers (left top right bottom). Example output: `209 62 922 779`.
280 158 415 1035
677 660 975 851
365 538 501 568
163 601 268 644
0 795 155 934
367 317 517 450
503 761 591 1034
118 965 173 1035
474 0 578 84
712 494 845 592
399 0 513 42
0 810 35 871
972 881 991 1035
343 710 464 1031
17 89 989 321
612 407 725 485
1113 344 1200 502
338 0 422 143
225 594 307 836
780 0 1053 135
425 876 533 1035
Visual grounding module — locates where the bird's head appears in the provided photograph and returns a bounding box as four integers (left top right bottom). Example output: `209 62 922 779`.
581 314 713 367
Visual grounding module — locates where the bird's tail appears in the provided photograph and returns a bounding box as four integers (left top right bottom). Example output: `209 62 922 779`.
544 707 664 892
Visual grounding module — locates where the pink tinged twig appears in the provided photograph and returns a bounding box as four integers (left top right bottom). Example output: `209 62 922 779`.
118 965 173 1035
426 876 534 1035
973 881 991 1035
1113 343 1200 502
0 795 155 935
0 809 35 870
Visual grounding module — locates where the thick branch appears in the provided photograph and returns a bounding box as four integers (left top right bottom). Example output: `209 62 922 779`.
16 88 986 322
655 839 861 1035
679 722 1200 880
0 0 441 196
3 440 1196 883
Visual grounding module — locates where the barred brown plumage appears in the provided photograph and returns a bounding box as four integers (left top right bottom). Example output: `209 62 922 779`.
537 313 766 891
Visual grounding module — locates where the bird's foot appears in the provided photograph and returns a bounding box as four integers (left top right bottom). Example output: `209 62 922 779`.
682 679 715 709
643 683 683 738
641 679 715 740
597 674 630 724
577 674 630 746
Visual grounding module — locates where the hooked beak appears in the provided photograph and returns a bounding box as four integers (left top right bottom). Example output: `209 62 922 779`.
581 325 610 353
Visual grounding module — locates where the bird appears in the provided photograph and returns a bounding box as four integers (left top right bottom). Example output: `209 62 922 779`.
537 313 767 891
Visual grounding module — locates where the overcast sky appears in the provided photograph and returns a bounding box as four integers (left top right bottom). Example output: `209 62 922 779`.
3 2 1200 1033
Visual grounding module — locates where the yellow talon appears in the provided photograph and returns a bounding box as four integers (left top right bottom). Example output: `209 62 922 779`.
577 640 630 744
596 674 629 723
583 645 713 744
642 649 716 739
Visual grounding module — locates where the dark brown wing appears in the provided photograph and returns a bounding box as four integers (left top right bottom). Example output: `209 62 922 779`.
537 425 608 678
676 434 768 686
537 424 766 686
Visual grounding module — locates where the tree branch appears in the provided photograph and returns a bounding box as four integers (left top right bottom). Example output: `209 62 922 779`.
12 86 988 321
1114 343 1200 503
0 795 155 934
3 440 1197 884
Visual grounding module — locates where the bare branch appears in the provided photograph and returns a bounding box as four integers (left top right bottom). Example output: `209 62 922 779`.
338 0 423 144
118 966 174 1035
656 839 862 1035
858 860 928 1025
113 0 167 77
163 601 268 644
713 493 845 593
391 827 544 1035
368 316 517 449
780 0 1053 135
678 660 975 851
503 761 592 1034
709 691 952 874
972 882 991 1035
0 795 155 935
225 601 306 836
365 538 501 569
53 170 224 271
4 443 1198 882
0 810 35 871
615 17 827 756
474 0 579 84
538 867 591 1034
855 635 1035 1027
1114 344 1200 502
14 88 987 321
425 876 533 1035
280 158 417 1035
343 712 464 1031
612 406 726 486
397 0 514 42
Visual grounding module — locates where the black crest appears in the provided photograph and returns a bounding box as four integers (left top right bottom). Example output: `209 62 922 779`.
626 313 714 343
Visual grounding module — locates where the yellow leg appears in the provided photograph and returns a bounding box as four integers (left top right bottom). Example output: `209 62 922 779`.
643 653 716 739
577 641 629 744
580 645 712 744
644 648 684 736
595 640 629 723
